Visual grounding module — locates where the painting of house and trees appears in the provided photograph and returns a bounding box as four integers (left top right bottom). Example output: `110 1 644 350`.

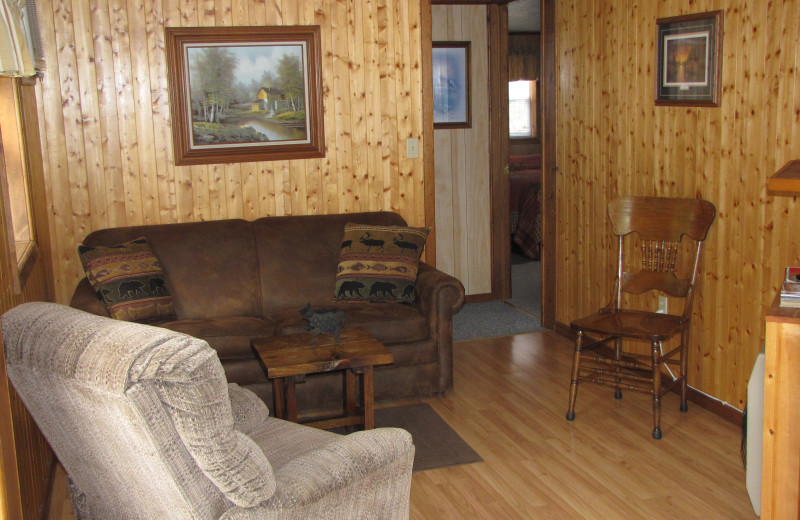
186 42 309 147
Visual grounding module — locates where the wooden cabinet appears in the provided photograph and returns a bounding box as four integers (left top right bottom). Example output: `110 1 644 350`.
762 294 800 519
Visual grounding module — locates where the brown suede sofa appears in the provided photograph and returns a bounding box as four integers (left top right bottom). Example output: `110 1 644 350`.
70 211 465 411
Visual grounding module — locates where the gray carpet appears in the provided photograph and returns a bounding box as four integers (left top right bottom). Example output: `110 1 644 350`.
453 300 543 341
507 255 541 317
453 254 544 341
369 403 482 472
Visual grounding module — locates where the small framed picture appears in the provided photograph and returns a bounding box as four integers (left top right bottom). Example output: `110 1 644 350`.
655 11 723 107
432 42 471 129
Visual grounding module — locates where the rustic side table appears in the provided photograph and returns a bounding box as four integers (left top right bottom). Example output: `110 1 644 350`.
251 328 393 430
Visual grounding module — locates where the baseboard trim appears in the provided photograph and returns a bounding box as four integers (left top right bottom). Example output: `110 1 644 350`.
464 293 495 304
554 320 743 427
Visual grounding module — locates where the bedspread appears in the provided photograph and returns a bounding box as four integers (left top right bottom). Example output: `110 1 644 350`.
509 154 542 260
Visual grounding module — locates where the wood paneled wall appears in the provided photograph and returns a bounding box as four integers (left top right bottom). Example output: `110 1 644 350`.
556 0 800 409
33 0 426 305
432 4 492 296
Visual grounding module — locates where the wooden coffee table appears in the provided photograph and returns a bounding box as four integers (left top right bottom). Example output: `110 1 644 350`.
251 328 393 430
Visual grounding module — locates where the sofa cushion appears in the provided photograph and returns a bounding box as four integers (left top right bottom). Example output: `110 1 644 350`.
270 302 428 344
252 212 409 316
81 220 262 320
334 223 428 303
160 316 275 361
78 237 176 324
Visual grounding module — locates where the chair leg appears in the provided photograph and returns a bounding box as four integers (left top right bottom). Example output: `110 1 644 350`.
679 329 689 413
651 340 662 439
566 331 583 421
613 336 623 399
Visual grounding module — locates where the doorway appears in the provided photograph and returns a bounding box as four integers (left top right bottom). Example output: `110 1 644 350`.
424 0 555 328
506 0 544 320
492 0 555 328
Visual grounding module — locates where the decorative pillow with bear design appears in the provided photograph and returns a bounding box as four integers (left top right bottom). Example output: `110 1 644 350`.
78 237 176 323
334 223 428 303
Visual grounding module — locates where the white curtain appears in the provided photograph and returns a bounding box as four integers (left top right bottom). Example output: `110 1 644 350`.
0 0 35 77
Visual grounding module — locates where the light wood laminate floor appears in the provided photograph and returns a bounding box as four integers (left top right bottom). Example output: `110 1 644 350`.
48 331 757 519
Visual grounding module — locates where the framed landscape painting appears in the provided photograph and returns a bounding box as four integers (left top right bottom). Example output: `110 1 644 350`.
432 42 471 129
166 26 325 165
655 11 723 107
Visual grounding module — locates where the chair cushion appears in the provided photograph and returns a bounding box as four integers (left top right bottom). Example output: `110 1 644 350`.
334 223 428 303
78 237 176 324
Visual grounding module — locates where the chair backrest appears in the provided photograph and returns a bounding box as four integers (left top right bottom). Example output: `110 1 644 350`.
2 303 276 519
607 196 716 315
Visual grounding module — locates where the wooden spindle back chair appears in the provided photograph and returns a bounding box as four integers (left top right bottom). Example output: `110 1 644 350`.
566 196 716 439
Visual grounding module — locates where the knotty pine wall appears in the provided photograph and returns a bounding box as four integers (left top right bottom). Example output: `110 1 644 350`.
556 0 800 410
432 4 492 296
34 0 426 305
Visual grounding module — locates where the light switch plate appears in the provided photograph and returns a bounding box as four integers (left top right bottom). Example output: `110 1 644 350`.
406 138 419 159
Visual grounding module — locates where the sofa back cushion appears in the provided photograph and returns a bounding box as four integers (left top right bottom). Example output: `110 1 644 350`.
81 220 261 320
253 212 408 316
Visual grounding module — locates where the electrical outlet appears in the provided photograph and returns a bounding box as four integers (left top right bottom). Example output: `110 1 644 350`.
657 295 668 314
406 138 419 159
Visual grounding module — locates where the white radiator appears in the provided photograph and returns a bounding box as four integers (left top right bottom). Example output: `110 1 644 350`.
745 348 765 516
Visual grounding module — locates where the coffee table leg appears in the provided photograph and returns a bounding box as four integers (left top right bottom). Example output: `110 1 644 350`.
363 366 374 430
286 377 298 423
272 378 286 420
345 369 356 418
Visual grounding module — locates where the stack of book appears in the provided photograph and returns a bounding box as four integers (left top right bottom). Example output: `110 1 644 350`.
780 267 800 307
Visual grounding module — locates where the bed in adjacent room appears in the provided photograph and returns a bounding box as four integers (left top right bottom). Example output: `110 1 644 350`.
509 154 542 260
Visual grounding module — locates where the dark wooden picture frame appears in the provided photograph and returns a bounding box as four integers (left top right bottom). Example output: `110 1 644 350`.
655 11 723 107
432 42 471 129
165 26 325 166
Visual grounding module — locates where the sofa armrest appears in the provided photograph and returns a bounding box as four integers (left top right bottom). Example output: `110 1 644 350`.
220 428 414 519
69 278 111 317
413 262 465 394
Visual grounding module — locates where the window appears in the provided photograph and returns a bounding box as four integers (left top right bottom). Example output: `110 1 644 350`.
509 80 537 139
0 77 37 294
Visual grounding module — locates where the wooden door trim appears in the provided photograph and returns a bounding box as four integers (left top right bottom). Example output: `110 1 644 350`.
422 0 436 267
488 4 511 299
541 0 556 328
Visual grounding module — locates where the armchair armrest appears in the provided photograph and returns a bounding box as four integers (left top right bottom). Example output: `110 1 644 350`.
69 278 110 317
412 262 465 394
228 383 270 434
221 428 414 519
